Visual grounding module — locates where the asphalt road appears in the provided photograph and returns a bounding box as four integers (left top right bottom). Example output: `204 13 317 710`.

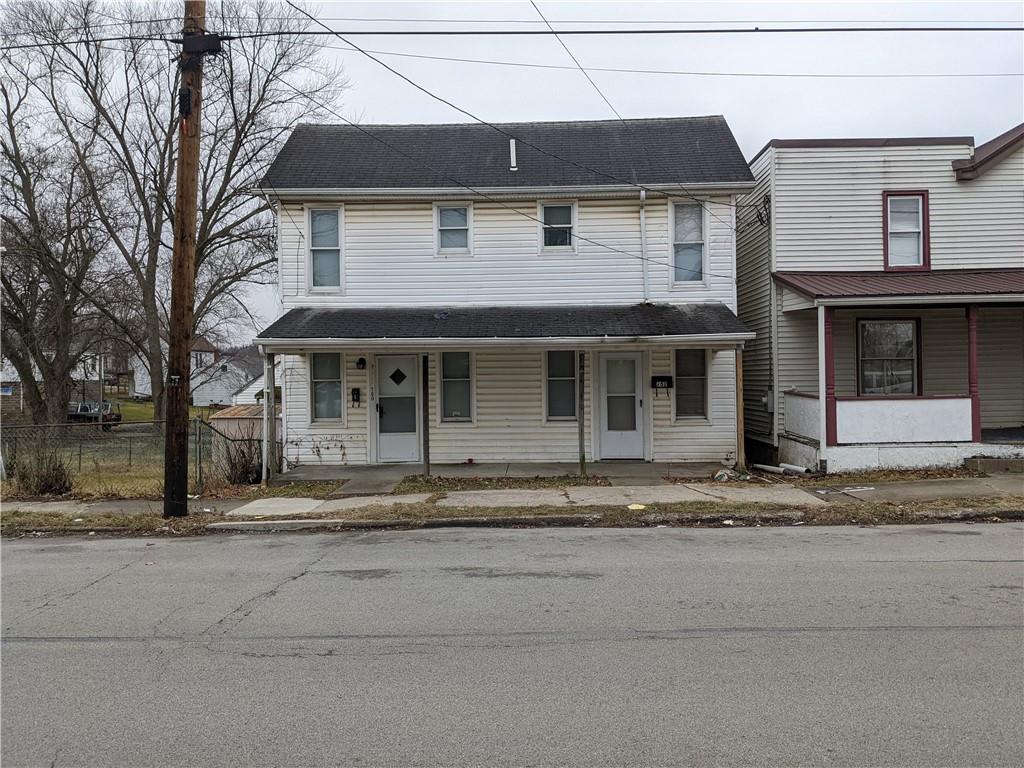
3 524 1023 767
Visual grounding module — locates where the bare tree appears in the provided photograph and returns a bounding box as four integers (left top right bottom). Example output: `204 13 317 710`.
1 74 109 423
2 0 346 417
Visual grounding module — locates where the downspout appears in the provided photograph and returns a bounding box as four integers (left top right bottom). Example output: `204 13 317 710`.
639 190 650 303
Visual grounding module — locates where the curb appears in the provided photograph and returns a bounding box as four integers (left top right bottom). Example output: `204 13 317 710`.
206 513 603 532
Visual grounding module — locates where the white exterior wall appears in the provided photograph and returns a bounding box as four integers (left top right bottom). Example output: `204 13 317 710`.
192 363 253 407
276 196 739 310
772 143 1024 271
279 348 737 467
232 375 264 405
735 150 775 441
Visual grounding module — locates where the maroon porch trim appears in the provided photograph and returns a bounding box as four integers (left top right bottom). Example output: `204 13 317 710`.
882 190 931 272
967 305 982 441
824 307 837 447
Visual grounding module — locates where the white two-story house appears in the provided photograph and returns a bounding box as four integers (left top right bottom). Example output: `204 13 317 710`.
255 116 755 470
737 123 1024 473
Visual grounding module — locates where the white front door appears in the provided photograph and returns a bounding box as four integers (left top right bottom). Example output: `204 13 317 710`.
599 353 644 459
376 355 419 462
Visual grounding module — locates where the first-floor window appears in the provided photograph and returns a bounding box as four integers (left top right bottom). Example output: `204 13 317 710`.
311 353 343 420
546 350 577 420
858 319 918 395
441 352 472 421
310 208 341 288
675 349 707 418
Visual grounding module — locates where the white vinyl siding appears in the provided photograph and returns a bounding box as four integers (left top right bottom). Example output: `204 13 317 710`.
735 149 775 441
276 197 738 309
278 349 739 466
771 143 1024 272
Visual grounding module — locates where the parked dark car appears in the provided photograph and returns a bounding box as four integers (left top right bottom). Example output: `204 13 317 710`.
67 401 123 431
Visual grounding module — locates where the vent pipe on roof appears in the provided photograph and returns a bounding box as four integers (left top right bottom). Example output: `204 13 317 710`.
509 138 518 172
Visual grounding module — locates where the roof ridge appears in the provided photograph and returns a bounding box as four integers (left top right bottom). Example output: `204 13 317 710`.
293 115 726 131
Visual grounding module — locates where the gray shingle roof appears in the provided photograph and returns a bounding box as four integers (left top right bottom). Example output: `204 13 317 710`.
260 116 753 190
257 303 751 341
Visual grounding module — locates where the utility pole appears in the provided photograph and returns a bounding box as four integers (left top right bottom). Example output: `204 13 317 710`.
163 0 220 518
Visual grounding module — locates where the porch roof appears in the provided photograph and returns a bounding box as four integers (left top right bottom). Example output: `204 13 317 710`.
774 268 1024 305
256 303 753 347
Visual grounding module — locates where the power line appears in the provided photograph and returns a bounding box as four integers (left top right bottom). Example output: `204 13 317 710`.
284 0 761 225
529 1 625 121
226 25 1024 39
214 16 1024 25
0 34 177 52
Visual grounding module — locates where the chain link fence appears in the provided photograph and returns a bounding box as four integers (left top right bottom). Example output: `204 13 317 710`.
0 419 271 496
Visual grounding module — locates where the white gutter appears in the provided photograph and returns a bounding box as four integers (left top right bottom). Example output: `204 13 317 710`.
257 333 755 350
249 182 756 200
814 293 1024 307
639 190 649 302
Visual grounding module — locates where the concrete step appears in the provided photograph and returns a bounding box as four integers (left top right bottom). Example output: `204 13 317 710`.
965 457 1024 474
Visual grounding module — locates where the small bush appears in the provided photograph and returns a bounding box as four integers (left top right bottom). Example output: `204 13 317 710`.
219 437 263 485
12 441 72 496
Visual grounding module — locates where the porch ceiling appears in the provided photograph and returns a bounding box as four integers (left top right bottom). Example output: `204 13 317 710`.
773 268 1024 306
256 303 753 348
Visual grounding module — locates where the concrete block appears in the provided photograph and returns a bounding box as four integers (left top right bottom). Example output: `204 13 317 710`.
687 483 826 507
314 494 432 513
566 485 711 505
225 498 323 518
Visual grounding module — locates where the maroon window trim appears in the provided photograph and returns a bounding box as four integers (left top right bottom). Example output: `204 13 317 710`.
882 190 931 272
856 317 924 397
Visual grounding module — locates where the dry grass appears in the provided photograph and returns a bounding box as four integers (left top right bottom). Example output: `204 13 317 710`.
753 466 988 487
394 474 611 494
7 495 1021 538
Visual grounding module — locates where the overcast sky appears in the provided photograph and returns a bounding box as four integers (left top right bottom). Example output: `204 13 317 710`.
243 0 1024 340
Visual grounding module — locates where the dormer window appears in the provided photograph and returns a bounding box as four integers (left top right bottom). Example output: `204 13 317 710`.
883 191 930 270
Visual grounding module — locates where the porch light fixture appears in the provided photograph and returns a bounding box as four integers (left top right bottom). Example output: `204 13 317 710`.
356 357 367 370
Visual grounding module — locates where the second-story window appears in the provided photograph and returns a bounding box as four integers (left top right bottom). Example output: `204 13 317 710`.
309 208 341 289
884 192 928 269
436 204 471 255
540 203 574 250
673 203 704 282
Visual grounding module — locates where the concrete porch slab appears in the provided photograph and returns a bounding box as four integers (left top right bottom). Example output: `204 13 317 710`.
565 485 710 505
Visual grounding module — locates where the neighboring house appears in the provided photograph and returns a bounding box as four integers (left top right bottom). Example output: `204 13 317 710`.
736 123 1024 473
130 335 220 401
192 346 263 408
255 117 756 469
231 358 283 406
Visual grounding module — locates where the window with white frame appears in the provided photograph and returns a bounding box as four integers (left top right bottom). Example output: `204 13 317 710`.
674 349 707 418
858 319 918 395
310 352 343 420
672 203 704 282
436 205 471 254
541 203 574 249
886 195 925 267
441 352 472 421
309 208 341 288
546 350 577 420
